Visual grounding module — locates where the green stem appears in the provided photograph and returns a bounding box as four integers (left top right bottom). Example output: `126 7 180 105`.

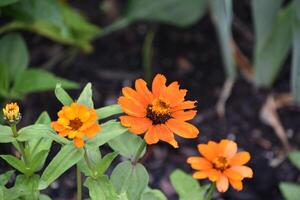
76 165 82 200
206 183 216 200
11 124 28 165
142 25 157 84
84 148 95 171
133 140 147 164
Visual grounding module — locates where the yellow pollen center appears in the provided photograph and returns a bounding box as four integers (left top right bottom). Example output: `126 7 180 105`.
213 156 229 171
146 99 172 125
69 118 83 130
151 99 170 115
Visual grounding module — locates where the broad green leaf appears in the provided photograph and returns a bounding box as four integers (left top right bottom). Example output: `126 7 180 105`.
170 169 208 200
280 182 300 200
108 131 145 159
0 0 19 7
11 69 78 98
96 104 123 120
39 143 84 190
141 188 167 200
96 152 118 175
0 33 28 81
17 124 69 144
0 155 28 174
291 1 300 104
0 170 14 186
0 63 9 96
77 146 102 177
39 194 51 200
253 3 293 87
86 120 127 148
15 174 40 200
77 83 93 108
35 111 51 125
29 150 49 173
54 83 73 106
288 151 300 170
118 193 129 200
111 161 149 200
0 125 14 143
84 176 119 200
209 0 235 78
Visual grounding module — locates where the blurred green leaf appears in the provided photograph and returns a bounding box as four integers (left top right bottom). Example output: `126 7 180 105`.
84 176 119 200
96 152 118 176
77 146 102 177
252 2 293 87
0 64 9 97
0 125 14 143
39 143 84 190
108 131 145 160
39 194 51 200
209 0 235 78
77 83 93 108
86 120 127 148
55 83 74 106
280 182 300 200
288 151 300 170
111 161 149 200
291 1 300 104
0 170 14 186
14 174 40 200
29 150 49 173
0 0 19 7
35 111 51 125
141 188 167 200
0 155 28 174
96 104 123 120
170 169 208 200
0 33 28 82
11 68 78 98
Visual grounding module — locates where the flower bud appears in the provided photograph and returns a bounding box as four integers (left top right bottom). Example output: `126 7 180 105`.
3 102 21 124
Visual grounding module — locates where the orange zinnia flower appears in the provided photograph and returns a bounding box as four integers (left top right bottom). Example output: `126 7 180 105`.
51 103 101 148
118 74 199 147
187 140 253 192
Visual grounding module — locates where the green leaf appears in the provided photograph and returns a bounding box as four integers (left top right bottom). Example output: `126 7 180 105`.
0 0 19 7
39 143 84 190
141 188 167 200
54 83 73 106
0 155 28 174
253 2 293 87
14 174 40 200
96 104 123 120
29 150 49 173
0 33 28 82
279 182 300 200
77 83 93 108
39 194 52 200
170 169 208 200
288 151 300 170
209 0 235 78
35 111 51 125
0 125 14 143
86 120 127 148
0 170 14 186
11 68 78 98
108 131 145 160
17 124 69 144
84 176 119 200
291 1 300 104
96 152 118 175
111 161 149 200
0 63 9 96
77 146 102 177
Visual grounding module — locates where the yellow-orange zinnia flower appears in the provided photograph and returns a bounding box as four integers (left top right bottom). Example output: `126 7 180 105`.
51 103 101 148
118 74 199 147
3 102 21 123
187 140 253 192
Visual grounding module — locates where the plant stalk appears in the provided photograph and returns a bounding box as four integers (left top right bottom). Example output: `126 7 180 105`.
206 183 216 200
11 124 28 165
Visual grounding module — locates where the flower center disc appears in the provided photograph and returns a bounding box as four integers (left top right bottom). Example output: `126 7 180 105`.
213 156 229 171
69 118 83 130
146 99 172 125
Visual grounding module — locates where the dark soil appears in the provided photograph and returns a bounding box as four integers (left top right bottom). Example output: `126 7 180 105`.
1 0 300 199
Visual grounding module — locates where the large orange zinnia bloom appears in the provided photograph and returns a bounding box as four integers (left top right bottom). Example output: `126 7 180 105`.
51 103 101 148
187 140 253 192
118 74 199 147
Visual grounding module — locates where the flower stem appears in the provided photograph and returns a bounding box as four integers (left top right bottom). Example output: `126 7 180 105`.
76 165 82 200
133 140 147 164
11 124 28 165
206 183 216 200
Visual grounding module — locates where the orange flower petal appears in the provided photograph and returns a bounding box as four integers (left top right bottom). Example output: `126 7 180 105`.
166 119 199 138
216 175 229 193
74 137 85 148
118 96 146 117
167 139 179 148
172 110 197 121
156 124 174 142
218 139 237 158
171 101 196 112
144 126 159 144
163 82 187 107
51 121 65 132
120 116 152 134
224 168 244 181
193 171 208 179
135 79 153 102
230 166 253 178
187 157 212 170
84 124 101 139
230 152 251 166
197 142 218 161
152 74 167 97
229 179 243 191
207 169 221 181
122 87 148 108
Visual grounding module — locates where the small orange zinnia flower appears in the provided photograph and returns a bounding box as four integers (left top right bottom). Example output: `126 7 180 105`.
51 103 101 148
187 140 253 192
118 74 199 147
